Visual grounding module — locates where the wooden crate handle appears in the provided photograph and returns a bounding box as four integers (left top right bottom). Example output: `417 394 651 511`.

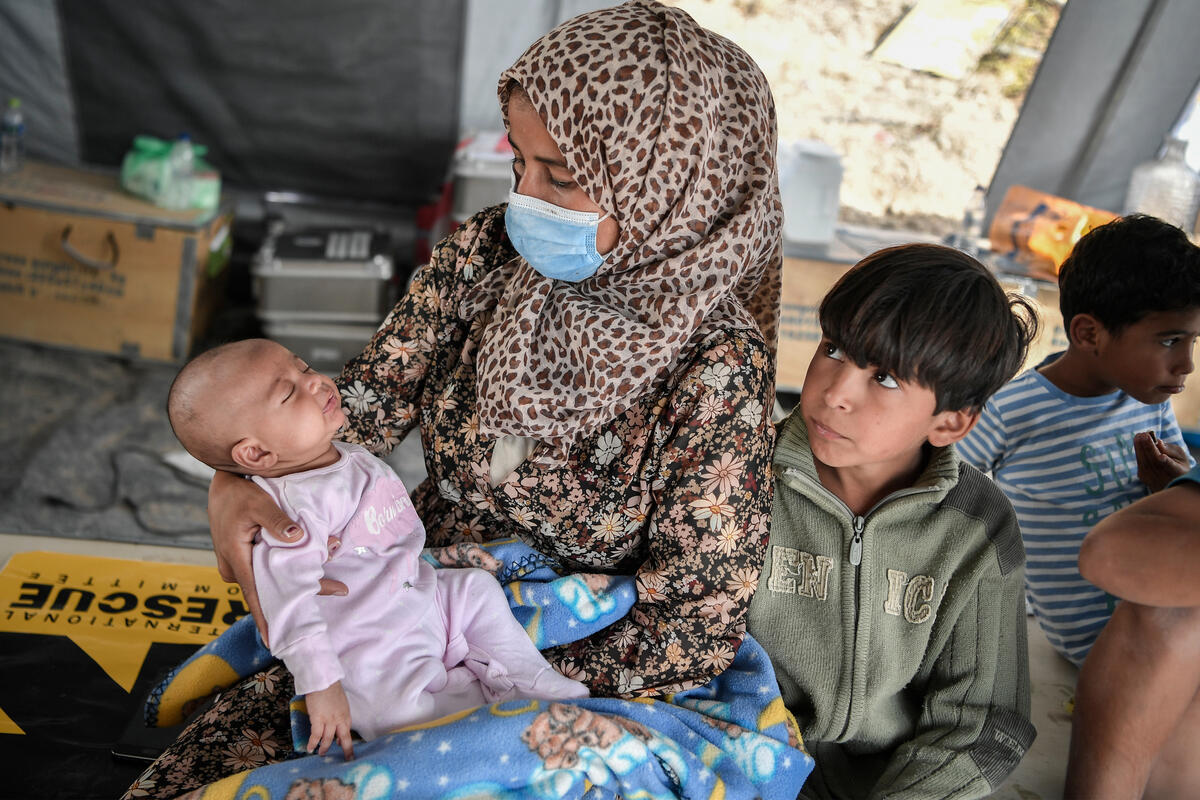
60 225 120 271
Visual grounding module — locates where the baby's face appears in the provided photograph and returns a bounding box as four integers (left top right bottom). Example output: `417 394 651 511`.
226 341 346 471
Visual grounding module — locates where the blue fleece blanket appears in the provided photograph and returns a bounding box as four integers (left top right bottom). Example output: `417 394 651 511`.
144 540 812 800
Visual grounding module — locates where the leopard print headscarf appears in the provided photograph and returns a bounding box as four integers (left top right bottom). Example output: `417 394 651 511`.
466 0 782 446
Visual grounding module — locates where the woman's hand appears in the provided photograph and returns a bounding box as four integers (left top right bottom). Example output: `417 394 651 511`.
1134 431 1190 493
208 470 303 647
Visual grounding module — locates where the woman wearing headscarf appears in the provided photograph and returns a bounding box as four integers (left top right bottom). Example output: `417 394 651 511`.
134 1 782 794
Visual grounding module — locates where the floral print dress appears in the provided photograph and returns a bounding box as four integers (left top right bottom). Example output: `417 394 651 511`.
339 206 776 697
125 205 776 800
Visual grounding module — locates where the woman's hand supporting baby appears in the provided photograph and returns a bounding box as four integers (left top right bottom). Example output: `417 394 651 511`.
208 470 349 647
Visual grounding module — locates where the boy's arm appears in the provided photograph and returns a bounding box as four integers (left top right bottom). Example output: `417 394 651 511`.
954 399 1006 475
868 552 1035 798
1133 430 1190 493
1158 404 1194 468
1080 474 1200 606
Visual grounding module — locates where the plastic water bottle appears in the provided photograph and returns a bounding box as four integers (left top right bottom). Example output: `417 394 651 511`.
1123 137 1200 232
0 98 25 174
163 133 195 209
957 184 988 256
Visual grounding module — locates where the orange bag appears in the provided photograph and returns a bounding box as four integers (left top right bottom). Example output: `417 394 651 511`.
988 185 1117 277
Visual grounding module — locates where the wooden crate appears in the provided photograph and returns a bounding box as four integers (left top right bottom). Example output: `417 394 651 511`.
0 161 231 361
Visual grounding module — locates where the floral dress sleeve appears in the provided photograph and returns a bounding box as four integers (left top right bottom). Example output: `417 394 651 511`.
336 207 511 456
541 332 777 696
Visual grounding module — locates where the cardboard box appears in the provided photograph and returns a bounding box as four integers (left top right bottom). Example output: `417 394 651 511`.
778 255 1200 432
777 257 854 392
0 161 232 361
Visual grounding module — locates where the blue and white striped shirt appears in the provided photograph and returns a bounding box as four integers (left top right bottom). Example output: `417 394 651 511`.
957 363 1190 666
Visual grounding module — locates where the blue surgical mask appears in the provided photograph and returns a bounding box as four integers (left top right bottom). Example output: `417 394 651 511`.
504 190 610 282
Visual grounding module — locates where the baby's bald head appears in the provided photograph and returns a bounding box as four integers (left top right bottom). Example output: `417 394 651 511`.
167 339 273 471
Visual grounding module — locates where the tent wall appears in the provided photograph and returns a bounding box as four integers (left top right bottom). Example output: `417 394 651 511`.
9 0 1200 221
0 0 611 204
459 0 609 136
59 1 464 206
987 0 1200 218
1 0 468 206
0 0 80 166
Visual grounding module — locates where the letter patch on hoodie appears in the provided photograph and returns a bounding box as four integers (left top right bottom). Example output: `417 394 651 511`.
884 568 937 624
766 545 834 601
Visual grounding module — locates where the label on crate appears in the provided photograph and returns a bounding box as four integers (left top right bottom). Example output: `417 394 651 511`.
0 248 127 306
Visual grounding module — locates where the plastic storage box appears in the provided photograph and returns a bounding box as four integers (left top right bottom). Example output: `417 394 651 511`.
253 227 393 323
452 131 513 224
778 139 843 253
262 318 379 373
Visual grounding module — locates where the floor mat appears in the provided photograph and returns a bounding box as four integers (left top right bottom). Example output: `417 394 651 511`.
0 340 212 549
0 551 248 800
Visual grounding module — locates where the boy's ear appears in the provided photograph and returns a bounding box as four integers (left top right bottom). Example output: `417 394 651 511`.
1068 312 1104 352
231 438 277 472
927 409 979 447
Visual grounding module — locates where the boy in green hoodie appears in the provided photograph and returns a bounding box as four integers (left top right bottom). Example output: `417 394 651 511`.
749 243 1039 800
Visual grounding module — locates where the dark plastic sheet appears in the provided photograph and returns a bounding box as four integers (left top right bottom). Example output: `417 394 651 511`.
58 0 464 205
0 633 199 800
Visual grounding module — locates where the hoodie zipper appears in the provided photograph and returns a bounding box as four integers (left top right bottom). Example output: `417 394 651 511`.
784 467 934 564
849 515 865 566
782 466 938 739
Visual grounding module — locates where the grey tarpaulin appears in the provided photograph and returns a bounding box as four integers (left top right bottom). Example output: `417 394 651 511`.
58 0 464 205
0 0 81 166
987 0 1200 219
1 0 465 205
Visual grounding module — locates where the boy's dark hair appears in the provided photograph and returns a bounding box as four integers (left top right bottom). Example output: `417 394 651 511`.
1058 214 1200 336
819 243 1038 413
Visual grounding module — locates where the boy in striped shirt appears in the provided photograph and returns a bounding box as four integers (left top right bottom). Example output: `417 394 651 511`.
958 214 1200 667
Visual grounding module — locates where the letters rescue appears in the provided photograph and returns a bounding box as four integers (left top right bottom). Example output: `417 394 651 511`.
6 577 248 637
767 545 939 624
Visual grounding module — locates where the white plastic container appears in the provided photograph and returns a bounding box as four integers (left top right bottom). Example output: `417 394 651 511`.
778 139 843 249
1124 137 1200 232
262 318 379 373
452 131 513 223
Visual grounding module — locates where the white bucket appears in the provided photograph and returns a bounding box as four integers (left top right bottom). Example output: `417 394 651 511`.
452 131 513 223
778 139 843 248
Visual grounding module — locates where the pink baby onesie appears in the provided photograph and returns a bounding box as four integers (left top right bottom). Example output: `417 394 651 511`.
251 441 586 740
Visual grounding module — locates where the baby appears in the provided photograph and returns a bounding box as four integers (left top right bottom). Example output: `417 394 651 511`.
166 338 587 759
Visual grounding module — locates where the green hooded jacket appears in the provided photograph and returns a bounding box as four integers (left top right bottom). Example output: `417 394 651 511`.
749 413 1036 800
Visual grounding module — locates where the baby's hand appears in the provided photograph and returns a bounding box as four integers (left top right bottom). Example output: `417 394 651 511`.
305 681 355 760
1134 430 1190 493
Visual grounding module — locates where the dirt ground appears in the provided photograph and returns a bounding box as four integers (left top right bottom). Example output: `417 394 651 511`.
666 0 1062 237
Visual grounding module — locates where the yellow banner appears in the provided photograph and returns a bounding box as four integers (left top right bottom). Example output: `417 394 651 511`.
0 551 246 692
